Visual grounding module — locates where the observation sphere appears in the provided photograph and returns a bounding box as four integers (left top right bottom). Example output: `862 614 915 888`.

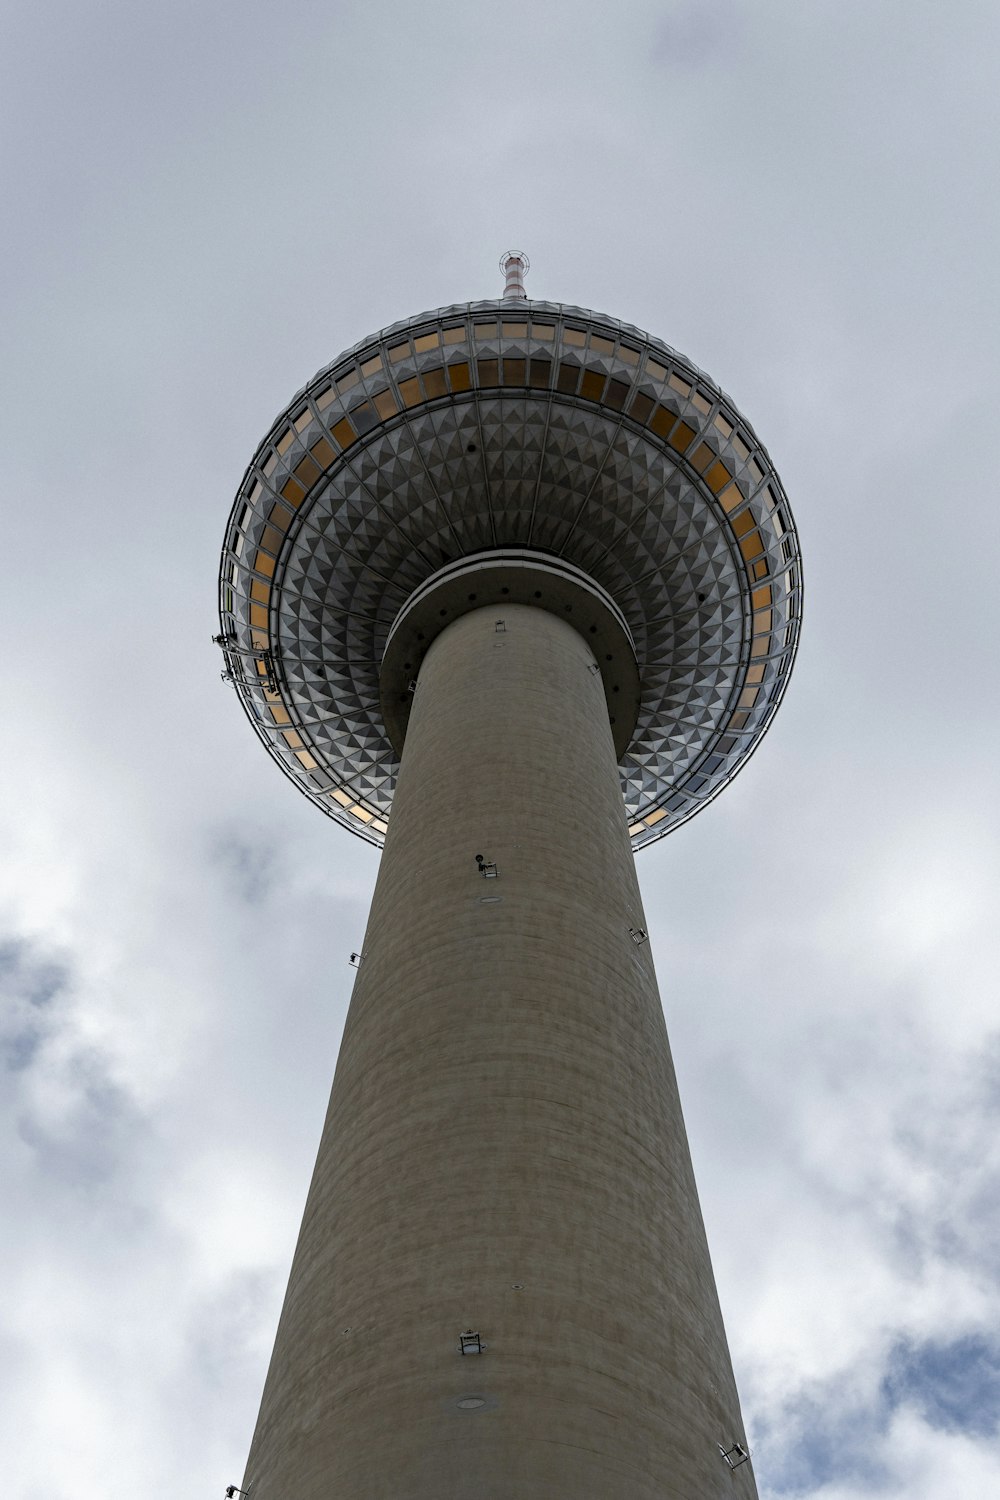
218 292 802 848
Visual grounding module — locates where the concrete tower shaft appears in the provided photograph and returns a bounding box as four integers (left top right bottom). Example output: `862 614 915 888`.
241 602 756 1499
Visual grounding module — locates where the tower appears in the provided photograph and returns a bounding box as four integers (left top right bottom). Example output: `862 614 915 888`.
218 255 802 1498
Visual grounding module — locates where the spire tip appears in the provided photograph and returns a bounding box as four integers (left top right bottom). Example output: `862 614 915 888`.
499 251 529 301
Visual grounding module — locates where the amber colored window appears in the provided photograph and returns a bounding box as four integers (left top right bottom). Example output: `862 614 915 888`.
310 437 336 468
556 362 580 394
739 530 765 562
619 345 640 365
747 663 766 684
372 389 398 419
250 579 270 603
752 585 773 609
649 406 676 439
628 391 655 423
753 559 770 580
580 369 606 401
591 335 614 355
732 510 756 538
260 525 283 554
501 322 527 337
442 326 465 344
276 428 294 455
692 390 712 415
691 443 715 473
294 453 321 487
389 342 410 362
605 379 629 410
268 502 294 530
422 367 447 398
477 359 499 386
474 323 495 339
705 459 733 494
294 408 311 433
531 323 554 339
253 551 276 578
668 372 691 396
317 386 336 410
501 358 526 386
668 420 696 453
413 333 439 353
398 377 422 407
249 604 268 628
281 476 305 507
361 354 383 375
647 359 668 381
447 361 471 392
563 327 587 346
331 417 356 448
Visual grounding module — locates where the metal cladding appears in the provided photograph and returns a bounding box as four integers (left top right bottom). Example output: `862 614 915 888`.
218 301 803 850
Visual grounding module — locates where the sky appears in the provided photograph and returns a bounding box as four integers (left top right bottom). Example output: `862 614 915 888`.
2 1 999 1496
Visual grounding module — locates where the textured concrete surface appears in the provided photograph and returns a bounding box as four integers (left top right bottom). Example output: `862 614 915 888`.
242 602 758 1498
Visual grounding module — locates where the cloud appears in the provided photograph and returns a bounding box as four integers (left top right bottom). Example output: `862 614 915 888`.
0 940 68 1073
650 0 743 69
3 1 1000 1496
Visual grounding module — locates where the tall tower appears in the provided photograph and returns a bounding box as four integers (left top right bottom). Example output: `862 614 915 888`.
218 256 802 1498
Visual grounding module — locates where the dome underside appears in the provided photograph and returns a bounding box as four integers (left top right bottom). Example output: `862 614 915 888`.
219 303 803 848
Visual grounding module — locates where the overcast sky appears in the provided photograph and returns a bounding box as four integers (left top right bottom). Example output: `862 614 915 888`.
2 2 999 1497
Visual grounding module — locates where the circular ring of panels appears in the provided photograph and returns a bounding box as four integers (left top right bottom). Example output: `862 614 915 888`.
219 300 803 850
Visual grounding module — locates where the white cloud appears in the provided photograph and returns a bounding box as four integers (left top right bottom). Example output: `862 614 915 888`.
3 1 999 1496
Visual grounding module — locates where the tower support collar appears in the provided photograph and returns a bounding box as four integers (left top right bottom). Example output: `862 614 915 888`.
380 548 641 760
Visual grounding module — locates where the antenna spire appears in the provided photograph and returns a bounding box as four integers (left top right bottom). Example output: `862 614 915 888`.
499 251 529 301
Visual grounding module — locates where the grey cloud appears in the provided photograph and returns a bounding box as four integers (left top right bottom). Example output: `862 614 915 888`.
16 1050 145 1190
207 826 279 907
0 939 69 1073
650 0 743 68
0 940 68 1009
